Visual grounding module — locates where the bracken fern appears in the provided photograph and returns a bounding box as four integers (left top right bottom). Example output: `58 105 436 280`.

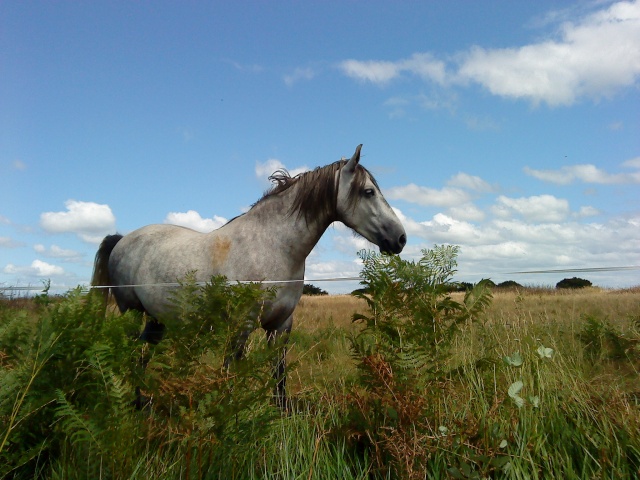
346 246 493 479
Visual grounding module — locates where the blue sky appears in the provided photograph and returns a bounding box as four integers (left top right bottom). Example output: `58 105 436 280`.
1 0 639 294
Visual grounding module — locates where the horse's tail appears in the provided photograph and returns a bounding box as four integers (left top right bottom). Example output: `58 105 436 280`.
91 234 123 307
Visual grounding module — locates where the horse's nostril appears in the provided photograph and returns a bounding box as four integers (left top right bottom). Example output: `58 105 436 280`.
399 234 407 247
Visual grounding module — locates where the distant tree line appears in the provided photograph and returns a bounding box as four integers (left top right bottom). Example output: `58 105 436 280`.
352 277 594 295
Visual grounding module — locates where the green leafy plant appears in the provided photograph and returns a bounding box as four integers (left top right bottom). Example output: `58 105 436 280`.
578 314 640 363
345 245 494 479
0 276 283 479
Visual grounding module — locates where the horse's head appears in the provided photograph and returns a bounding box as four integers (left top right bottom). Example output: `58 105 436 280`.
336 145 407 254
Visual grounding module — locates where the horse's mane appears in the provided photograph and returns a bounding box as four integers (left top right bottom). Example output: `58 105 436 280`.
255 159 378 224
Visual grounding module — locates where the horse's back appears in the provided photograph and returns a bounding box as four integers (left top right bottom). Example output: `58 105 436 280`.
111 224 205 275
109 224 212 317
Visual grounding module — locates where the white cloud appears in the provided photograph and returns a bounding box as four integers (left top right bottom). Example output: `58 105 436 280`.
304 208 639 292
392 209 499 245
385 184 471 207
224 59 264 73
390 207 640 287
40 200 116 244
446 172 496 192
284 67 316 86
164 210 227 233
575 206 600 218
622 156 640 168
326 223 378 254
256 159 286 179
463 114 501 132
333 233 377 255
447 203 486 222
456 1 640 105
422 213 496 244
255 158 309 181
385 173 495 213
524 163 640 184
461 241 530 261
383 91 458 117
33 244 83 262
339 59 402 85
491 219 580 244
303 258 365 296
0 237 24 248
339 1 640 106
4 259 65 277
339 53 447 85
492 194 570 222
305 259 360 279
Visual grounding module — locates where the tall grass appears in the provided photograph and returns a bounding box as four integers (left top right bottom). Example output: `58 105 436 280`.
1 257 639 479
289 284 640 479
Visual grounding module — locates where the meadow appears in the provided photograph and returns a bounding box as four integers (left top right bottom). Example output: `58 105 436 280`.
1 250 639 479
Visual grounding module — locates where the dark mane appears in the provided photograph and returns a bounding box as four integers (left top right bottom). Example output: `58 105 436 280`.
254 159 378 224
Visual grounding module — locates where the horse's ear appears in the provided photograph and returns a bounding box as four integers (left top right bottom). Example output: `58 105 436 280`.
344 144 363 173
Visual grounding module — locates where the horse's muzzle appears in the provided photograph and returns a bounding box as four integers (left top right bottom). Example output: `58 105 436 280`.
380 233 406 254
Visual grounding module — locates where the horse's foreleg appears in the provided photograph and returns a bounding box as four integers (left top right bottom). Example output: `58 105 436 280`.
266 315 293 410
224 328 251 368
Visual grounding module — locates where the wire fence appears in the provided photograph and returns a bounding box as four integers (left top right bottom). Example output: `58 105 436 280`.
1 266 638 295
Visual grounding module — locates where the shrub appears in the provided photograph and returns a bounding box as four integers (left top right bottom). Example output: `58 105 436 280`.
303 283 328 296
345 245 493 478
578 314 640 363
0 276 282 479
496 280 523 289
556 277 592 289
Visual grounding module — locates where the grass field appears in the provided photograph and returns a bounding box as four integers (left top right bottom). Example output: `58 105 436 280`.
1 284 639 479
288 287 639 391
287 287 640 478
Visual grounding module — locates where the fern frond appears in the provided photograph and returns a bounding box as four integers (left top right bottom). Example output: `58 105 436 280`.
54 390 103 452
464 279 494 321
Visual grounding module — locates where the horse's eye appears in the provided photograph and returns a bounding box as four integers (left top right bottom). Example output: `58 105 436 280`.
364 188 375 197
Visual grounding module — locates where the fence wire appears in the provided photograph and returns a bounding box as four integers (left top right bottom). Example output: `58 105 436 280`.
1 266 638 293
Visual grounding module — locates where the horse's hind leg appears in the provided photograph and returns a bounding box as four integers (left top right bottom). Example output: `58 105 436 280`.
140 317 166 344
112 288 166 408
266 315 293 410
113 287 166 344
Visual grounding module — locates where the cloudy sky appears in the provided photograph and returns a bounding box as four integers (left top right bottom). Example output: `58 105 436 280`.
1 1 639 294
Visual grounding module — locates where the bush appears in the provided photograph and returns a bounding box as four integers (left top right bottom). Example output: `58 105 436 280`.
303 283 328 296
556 277 592 289
345 246 493 478
449 281 474 292
496 280 523 289
0 276 282 479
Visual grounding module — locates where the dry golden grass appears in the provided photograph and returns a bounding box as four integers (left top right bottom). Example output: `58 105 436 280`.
283 295 367 395
483 286 640 326
287 288 640 396
294 287 640 331
294 294 367 332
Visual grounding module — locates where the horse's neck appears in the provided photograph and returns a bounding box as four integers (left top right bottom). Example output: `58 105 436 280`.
237 188 335 264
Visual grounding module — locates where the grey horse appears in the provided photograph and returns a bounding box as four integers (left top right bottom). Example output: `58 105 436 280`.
91 144 406 408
